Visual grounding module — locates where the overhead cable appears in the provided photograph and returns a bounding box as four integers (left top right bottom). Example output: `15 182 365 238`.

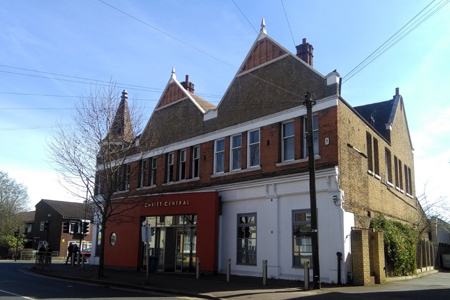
343 0 449 83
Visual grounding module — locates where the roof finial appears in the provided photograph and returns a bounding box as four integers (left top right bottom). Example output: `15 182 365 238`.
171 67 176 79
260 18 267 34
121 90 128 101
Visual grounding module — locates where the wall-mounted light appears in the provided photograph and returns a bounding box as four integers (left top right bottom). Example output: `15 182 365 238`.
333 191 345 206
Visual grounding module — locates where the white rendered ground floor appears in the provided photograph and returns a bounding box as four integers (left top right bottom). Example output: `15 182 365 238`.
216 166 354 284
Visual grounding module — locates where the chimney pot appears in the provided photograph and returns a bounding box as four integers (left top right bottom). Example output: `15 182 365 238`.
396 87 399 95
296 38 314 67
181 75 195 93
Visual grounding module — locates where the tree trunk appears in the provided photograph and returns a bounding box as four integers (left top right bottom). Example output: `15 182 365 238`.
97 217 107 278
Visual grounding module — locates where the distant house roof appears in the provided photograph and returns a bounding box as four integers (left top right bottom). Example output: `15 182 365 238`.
38 199 93 220
18 211 35 223
354 99 394 141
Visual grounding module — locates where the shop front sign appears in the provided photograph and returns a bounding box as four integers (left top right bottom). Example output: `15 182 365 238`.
144 200 190 208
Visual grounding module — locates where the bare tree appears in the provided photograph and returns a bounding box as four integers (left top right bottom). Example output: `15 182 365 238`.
47 82 146 277
414 179 449 240
418 179 449 223
0 171 30 249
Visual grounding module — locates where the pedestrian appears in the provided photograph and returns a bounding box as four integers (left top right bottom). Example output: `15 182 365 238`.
38 244 46 264
73 243 79 265
65 242 74 264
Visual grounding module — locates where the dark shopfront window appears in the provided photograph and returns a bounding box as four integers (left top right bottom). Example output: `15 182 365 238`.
237 213 256 265
293 210 312 268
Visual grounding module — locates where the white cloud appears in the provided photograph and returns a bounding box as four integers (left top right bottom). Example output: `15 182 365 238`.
5 167 82 210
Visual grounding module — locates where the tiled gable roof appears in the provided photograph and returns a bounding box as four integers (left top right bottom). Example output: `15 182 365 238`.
354 100 394 140
139 71 217 148
39 199 93 220
191 94 216 112
137 26 337 152
354 89 413 149
154 73 216 113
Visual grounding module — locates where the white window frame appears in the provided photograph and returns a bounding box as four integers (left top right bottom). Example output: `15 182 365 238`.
150 158 157 186
303 115 319 158
166 153 174 182
282 121 295 161
230 134 242 171
214 139 225 174
192 146 200 178
179 149 187 180
115 166 123 192
248 129 260 167
139 159 147 188
124 164 130 190
95 173 102 195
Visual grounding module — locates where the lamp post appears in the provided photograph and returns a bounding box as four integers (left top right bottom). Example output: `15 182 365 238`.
46 214 51 249
303 91 320 289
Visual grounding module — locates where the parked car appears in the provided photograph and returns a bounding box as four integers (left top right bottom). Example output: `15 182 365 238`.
79 248 91 263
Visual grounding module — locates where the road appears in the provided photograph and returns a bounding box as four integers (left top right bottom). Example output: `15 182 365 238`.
0 260 198 300
2 260 449 300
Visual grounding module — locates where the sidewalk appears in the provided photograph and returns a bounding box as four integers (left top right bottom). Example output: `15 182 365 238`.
29 261 440 299
30 261 322 299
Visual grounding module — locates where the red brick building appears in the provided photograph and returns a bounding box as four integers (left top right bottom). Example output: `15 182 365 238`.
33 199 93 257
94 22 420 283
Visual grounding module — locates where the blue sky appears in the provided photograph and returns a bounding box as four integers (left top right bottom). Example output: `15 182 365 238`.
1 0 449 217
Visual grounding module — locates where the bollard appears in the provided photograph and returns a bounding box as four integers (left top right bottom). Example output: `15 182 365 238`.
146 247 150 284
262 260 268 286
226 259 231 282
196 258 201 279
304 261 310 290
336 252 342 284
81 254 85 269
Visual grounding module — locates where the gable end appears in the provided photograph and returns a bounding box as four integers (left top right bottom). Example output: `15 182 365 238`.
156 82 187 109
240 37 287 73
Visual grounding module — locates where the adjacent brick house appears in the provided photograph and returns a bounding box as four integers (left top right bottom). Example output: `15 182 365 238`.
33 199 93 257
94 22 420 283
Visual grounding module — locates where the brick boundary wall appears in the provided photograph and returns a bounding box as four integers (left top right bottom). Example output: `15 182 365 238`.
351 229 385 285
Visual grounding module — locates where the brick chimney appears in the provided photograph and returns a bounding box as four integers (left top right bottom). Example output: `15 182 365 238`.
296 38 314 67
181 75 194 93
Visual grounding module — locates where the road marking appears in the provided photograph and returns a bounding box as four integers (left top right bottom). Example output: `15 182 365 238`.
0 288 37 300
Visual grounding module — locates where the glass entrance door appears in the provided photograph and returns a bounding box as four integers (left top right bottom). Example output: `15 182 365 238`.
143 214 197 273
175 226 197 272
